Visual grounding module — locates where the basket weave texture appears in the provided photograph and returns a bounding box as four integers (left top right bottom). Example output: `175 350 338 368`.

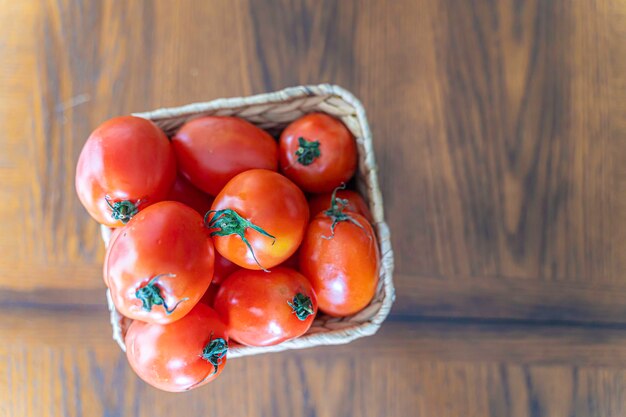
102 84 395 358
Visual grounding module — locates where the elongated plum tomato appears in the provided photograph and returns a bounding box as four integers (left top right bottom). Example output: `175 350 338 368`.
207 169 309 271
172 116 278 196
279 113 357 193
214 267 317 346
299 189 379 317
125 303 228 392
308 189 373 222
105 201 214 324
75 116 176 227
166 174 214 215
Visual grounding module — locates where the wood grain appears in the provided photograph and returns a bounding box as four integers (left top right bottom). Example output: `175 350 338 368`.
1 0 626 415
3 309 626 417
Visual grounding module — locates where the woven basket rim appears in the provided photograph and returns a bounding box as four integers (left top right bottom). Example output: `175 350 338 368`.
105 84 395 358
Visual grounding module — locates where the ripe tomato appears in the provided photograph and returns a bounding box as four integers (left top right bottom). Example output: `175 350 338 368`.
172 116 278 196
167 174 214 215
106 201 214 324
299 190 379 317
279 113 357 193
212 251 240 285
308 189 372 222
214 267 317 346
206 169 308 271
125 303 228 392
76 116 176 227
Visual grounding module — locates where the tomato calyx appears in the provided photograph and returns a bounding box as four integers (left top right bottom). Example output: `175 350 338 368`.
295 137 321 166
288 293 314 321
201 332 228 375
105 195 140 224
135 273 189 315
205 209 276 272
322 185 366 239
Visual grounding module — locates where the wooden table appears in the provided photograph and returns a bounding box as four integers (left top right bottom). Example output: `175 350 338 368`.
2 1 625 415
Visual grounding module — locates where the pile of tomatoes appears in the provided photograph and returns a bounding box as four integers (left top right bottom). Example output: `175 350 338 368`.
75 112 380 392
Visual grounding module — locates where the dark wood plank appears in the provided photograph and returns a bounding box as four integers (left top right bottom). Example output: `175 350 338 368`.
4 309 626 416
359 0 626 322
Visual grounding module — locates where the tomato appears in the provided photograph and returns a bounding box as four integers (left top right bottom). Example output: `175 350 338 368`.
279 113 357 193
308 189 372 222
214 267 317 346
172 116 278 196
199 283 220 306
76 116 176 227
105 201 214 324
299 190 379 317
207 169 309 270
212 251 240 285
167 174 214 215
125 303 228 392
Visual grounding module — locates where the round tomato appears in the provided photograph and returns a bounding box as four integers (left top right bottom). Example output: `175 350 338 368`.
125 303 228 392
167 174 214 215
214 267 317 346
206 169 308 271
76 116 176 227
279 113 357 193
299 191 379 317
212 252 240 285
172 116 278 196
106 201 214 324
308 189 372 222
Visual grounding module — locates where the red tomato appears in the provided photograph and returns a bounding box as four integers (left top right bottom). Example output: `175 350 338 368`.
308 189 373 222
214 267 317 346
279 113 357 193
105 201 214 324
212 252 240 285
172 116 278 196
299 192 379 317
166 174 214 215
125 303 228 392
76 116 176 227
207 169 309 271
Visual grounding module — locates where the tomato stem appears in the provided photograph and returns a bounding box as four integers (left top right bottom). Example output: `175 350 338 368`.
322 184 366 239
295 137 321 165
135 273 189 315
288 293 315 320
204 209 276 272
105 195 139 224
201 332 228 376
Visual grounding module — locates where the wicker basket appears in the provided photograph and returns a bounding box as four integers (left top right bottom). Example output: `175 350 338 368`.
102 84 395 358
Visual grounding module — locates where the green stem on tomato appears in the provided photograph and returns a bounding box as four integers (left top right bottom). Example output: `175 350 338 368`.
204 209 276 272
288 293 314 320
295 137 321 166
105 195 140 224
322 184 366 239
135 273 189 315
